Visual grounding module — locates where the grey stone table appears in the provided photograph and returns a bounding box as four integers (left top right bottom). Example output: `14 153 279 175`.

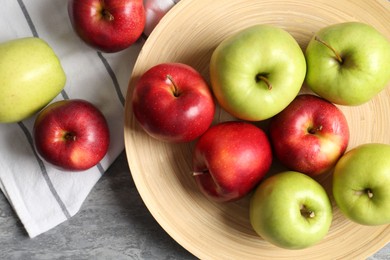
0 151 388 259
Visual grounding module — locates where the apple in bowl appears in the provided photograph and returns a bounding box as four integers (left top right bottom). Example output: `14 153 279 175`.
333 143 390 226
192 121 272 202
209 24 306 121
269 94 349 176
305 22 390 106
33 99 110 171
250 171 333 249
132 62 215 143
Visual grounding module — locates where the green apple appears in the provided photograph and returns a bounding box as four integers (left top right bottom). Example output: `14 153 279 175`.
209 24 306 121
250 171 332 249
333 143 390 225
305 22 390 106
0 37 66 123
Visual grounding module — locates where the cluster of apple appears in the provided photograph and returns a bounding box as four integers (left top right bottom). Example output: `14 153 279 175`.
132 21 390 249
0 0 147 171
0 36 110 171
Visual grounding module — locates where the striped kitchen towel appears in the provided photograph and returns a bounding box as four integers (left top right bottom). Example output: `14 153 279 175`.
0 0 179 238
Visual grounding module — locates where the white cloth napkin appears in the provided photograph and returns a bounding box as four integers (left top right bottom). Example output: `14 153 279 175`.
0 0 178 238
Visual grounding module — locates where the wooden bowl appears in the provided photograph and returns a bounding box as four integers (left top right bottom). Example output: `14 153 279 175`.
124 0 390 258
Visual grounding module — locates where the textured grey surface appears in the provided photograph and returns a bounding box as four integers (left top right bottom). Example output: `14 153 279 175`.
0 151 195 260
0 151 388 259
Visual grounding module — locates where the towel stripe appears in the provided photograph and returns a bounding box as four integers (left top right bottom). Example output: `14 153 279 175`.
17 122 72 219
16 0 38 37
17 0 71 220
95 51 123 175
97 51 125 106
96 163 105 176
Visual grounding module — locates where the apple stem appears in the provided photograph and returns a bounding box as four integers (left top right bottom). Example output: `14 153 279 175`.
64 132 76 141
366 189 374 199
166 75 180 97
314 36 343 64
308 125 323 134
300 205 315 218
192 169 209 176
355 189 374 199
101 9 114 21
256 74 272 90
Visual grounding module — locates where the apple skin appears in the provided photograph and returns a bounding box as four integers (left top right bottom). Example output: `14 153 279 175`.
132 62 215 143
333 143 390 225
305 22 390 105
269 94 349 176
68 0 145 53
250 171 333 249
209 24 306 121
0 37 66 123
33 99 110 171
192 121 272 202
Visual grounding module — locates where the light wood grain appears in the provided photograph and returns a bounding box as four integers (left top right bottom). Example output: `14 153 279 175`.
124 0 390 259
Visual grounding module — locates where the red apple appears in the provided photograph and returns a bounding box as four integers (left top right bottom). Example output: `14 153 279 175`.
192 121 273 202
33 99 110 171
132 62 215 143
68 0 145 53
269 94 349 176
